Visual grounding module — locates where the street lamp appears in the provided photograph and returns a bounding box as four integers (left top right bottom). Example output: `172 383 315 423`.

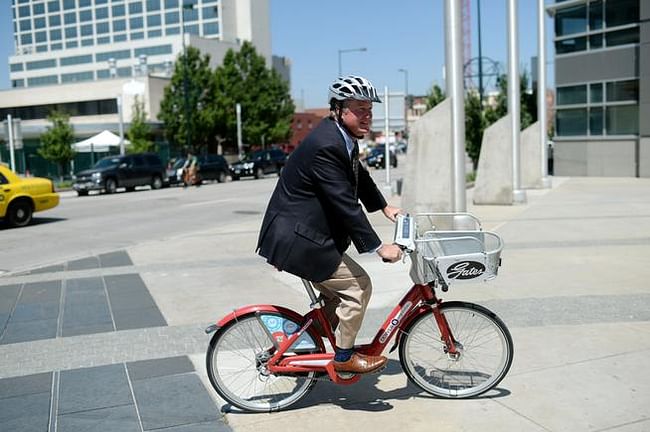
337 47 367 76
398 68 409 138
180 1 194 152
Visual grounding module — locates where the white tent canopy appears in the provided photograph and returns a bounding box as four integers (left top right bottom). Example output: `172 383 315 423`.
73 130 130 153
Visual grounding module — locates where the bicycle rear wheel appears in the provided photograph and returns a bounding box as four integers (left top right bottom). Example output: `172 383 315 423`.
206 313 323 412
399 301 513 398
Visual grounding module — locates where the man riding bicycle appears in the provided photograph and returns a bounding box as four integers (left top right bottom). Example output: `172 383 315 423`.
257 75 402 374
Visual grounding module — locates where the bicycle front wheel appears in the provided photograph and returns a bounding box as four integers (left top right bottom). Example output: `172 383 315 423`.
206 313 322 412
399 301 513 398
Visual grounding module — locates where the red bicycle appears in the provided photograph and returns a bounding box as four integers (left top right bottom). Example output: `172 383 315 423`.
205 213 513 412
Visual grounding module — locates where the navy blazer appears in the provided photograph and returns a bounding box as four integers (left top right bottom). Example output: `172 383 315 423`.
256 117 387 282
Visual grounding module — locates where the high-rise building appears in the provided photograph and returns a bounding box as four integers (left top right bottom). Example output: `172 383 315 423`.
547 0 649 177
8 0 271 88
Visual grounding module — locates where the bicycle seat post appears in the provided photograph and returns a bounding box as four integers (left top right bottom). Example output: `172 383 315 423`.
301 278 323 309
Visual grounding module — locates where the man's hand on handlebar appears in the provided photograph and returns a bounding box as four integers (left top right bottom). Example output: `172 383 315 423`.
377 243 402 263
382 205 403 223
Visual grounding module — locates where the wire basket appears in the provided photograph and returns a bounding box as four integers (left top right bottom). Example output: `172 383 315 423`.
408 213 503 287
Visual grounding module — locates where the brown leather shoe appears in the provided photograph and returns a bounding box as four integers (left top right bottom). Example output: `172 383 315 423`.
333 353 387 374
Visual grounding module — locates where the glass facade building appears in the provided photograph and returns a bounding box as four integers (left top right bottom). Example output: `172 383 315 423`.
9 0 227 87
549 0 650 177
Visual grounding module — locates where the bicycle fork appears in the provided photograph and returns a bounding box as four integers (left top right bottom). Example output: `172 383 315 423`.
431 304 461 359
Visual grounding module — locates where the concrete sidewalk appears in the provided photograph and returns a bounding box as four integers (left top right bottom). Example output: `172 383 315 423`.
2 176 650 431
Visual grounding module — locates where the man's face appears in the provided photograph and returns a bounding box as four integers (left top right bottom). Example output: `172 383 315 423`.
341 100 373 137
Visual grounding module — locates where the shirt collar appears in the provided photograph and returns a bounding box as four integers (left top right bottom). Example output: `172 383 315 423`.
334 121 356 159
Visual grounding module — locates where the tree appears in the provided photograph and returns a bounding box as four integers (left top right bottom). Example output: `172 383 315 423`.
158 46 217 154
213 41 294 153
38 111 75 180
484 72 537 129
465 91 484 170
126 96 154 154
426 84 446 110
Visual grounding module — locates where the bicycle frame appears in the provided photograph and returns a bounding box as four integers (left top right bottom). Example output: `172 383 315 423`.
261 281 460 385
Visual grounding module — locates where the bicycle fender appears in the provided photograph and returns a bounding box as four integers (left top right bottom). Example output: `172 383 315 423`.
205 305 305 334
388 305 434 353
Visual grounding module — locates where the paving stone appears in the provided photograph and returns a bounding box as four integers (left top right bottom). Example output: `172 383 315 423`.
0 284 21 313
11 302 60 322
57 404 140 432
19 280 61 304
61 323 115 338
28 264 65 274
0 372 52 399
127 356 194 381
0 318 58 344
58 364 133 415
131 373 219 430
112 306 166 330
0 391 50 432
62 278 114 336
99 251 133 268
67 257 100 271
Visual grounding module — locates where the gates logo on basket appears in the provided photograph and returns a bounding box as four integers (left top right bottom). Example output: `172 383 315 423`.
446 261 486 280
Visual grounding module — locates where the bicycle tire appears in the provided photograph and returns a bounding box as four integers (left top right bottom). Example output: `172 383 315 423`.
206 312 323 412
399 301 513 398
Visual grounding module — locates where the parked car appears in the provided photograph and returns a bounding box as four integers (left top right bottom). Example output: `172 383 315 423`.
365 146 398 169
0 164 60 227
230 149 287 180
167 154 230 186
72 153 167 196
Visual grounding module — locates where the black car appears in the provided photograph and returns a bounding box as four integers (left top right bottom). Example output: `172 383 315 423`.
230 149 287 180
365 146 398 169
167 154 230 185
73 153 167 196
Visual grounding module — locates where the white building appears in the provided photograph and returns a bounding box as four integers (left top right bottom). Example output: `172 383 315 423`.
8 0 271 87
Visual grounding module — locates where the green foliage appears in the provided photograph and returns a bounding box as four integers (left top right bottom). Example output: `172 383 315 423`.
465 91 484 170
127 96 154 154
213 41 294 152
38 111 75 179
158 46 217 153
425 84 446 110
484 71 537 129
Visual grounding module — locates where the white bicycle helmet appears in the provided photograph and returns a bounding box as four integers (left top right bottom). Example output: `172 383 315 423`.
328 75 382 104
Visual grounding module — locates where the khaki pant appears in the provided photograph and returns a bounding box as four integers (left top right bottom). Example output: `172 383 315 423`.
313 254 372 349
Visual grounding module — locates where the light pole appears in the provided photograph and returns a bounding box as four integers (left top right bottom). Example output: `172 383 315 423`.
398 68 409 138
180 1 193 152
337 47 367 76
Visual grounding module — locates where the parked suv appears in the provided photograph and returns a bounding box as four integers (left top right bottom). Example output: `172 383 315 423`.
73 153 167 196
230 149 287 180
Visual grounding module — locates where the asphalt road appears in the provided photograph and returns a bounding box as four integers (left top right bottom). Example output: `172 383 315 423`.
1 161 405 275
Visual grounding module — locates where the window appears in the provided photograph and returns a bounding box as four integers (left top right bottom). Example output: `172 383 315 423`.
589 0 603 30
49 15 61 26
590 83 603 103
556 108 588 136
60 54 93 66
50 29 62 40
64 12 76 24
12 79 25 88
557 85 587 105
96 49 131 62
114 34 127 42
95 7 109 20
605 0 638 27
605 27 639 47
78 0 91 6
147 14 161 27
185 24 199 35
10 63 24 72
80 10 92 22
606 105 638 134
131 31 144 40
148 29 162 37
589 107 603 135
63 0 75 10
35 31 47 43
96 22 110 34
81 38 94 46
129 2 143 14
36 45 48 53
130 17 144 29
203 22 218 35
606 80 638 102
20 19 31 31
184 8 198 22
61 71 94 83
203 6 218 19
147 0 160 11
27 75 59 86
113 20 127 32
66 40 78 48
20 34 33 44
556 5 586 36
134 44 172 57
165 11 179 24
26 59 56 70
113 5 126 17
80 24 93 36
33 3 45 15
51 43 62 51
47 1 60 12
65 27 77 38
166 26 179 35
556 37 586 54
165 0 179 8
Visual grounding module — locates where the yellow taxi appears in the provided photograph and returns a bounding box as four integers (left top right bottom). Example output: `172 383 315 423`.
0 163 60 227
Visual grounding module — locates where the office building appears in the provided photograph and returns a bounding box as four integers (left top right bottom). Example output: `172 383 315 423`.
548 0 649 177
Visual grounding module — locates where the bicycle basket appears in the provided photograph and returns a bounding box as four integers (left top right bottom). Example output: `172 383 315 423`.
408 213 503 287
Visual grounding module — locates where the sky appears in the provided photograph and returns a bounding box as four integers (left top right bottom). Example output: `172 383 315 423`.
0 0 555 109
